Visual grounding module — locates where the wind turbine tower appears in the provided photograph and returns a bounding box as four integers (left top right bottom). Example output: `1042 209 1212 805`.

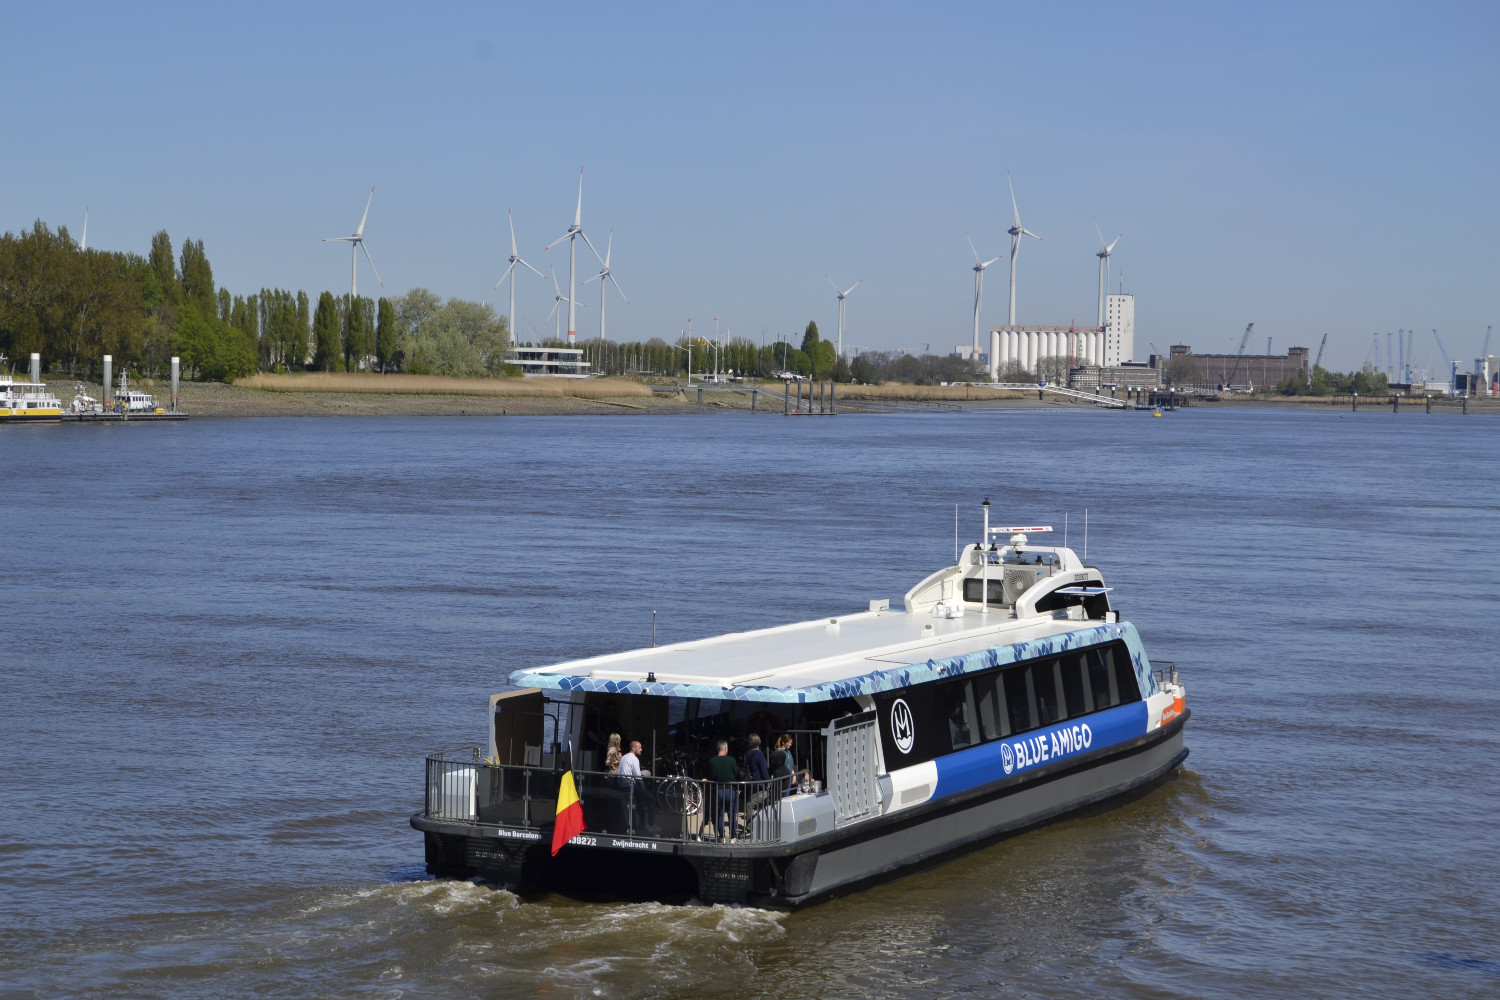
583 229 630 350
1006 171 1042 326
1094 220 1120 329
544 169 603 345
966 233 1001 368
81 206 88 251
322 187 385 300
493 210 547 349
545 266 583 342
826 276 862 358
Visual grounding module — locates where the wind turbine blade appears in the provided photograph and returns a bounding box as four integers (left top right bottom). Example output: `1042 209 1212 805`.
607 272 630 305
543 232 572 251
574 168 584 227
546 299 560 322
583 272 604 284
578 230 605 266
966 232 982 265
360 242 385 288
323 236 356 243
826 275 842 295
493 260 518 291
518 258 548 280
983 255 1002 267
1007 170 1021 227
509 209 519 257
82 206 88 251
842 280 862 297
357 187 374 236
1022 228 1043 242
604 229 613 267
1106 234 1122 253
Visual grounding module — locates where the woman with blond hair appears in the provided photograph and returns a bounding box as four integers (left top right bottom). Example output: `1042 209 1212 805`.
605 733 623 775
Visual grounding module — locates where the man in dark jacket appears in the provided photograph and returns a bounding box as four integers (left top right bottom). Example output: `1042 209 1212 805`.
704 739 740 840
743 733 773 832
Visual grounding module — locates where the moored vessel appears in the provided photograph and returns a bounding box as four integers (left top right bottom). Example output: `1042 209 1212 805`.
0 374 64 422
412 503 1189 907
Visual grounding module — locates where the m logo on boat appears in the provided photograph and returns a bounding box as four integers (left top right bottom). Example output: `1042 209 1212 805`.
1000 741 1015 774
891 699 915 754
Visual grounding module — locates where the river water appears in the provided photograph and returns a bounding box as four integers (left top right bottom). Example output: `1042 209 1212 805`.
2 406 1497 999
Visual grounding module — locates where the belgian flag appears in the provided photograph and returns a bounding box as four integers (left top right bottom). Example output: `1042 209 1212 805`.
550 771 586 856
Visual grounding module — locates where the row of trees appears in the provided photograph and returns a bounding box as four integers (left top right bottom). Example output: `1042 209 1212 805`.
0 219 528 382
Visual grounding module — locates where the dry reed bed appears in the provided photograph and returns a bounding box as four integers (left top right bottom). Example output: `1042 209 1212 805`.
236 373 652 398
835 384 1033 401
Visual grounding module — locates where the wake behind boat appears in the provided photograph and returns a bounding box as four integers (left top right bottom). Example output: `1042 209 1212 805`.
413 502 1189 907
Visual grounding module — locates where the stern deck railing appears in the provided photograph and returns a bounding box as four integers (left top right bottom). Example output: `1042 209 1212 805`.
425 749 787 846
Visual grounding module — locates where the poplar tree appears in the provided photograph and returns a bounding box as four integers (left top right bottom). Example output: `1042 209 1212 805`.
295 290 310 367
376 297 397 372
313 291 340 371
148 230 178 298
801 321 821 380
178 239 215 315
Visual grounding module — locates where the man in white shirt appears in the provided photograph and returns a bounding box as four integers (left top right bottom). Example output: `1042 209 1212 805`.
618 741 642 781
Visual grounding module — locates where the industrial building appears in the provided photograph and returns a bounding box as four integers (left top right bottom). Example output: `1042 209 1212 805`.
1167 344 1310 391
505 346 590 377
1068 360 1161 391
990 293 1136 373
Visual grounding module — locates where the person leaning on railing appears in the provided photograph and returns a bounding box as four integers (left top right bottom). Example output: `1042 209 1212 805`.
703 739 740 840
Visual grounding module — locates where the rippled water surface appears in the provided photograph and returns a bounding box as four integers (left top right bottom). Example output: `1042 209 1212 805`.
3 407 1498 998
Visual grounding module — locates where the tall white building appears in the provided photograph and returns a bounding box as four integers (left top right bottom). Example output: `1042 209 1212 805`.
1104 293 1135 365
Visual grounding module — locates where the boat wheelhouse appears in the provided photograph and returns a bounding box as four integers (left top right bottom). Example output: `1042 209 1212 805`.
112 370 161 413
413 510 1188 908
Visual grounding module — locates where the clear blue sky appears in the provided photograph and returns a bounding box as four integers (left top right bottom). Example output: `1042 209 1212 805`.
5 1 1496 372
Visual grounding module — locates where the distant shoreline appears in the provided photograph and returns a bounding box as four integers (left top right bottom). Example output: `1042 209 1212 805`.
39 374 1499 418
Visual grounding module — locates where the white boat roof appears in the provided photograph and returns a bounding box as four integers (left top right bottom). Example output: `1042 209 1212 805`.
509 607 1139 705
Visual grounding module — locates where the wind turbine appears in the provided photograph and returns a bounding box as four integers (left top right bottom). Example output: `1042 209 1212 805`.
81 206 88 251
1094 219 1121 329
582 229 630 350
493 209 547 349
1005 171 1042 326
966 232 1002 365
826 276 862 358
545 266 584 342
322 186 385 300
544 169 604 345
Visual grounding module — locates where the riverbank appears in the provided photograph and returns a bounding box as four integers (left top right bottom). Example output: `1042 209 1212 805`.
37 373 1500 417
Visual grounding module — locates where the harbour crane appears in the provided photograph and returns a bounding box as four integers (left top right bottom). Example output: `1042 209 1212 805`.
1432 329 1455 388
1224 322 1254 390
1313 333 1328 370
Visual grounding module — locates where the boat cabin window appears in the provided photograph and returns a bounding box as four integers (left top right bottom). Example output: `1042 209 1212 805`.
962 578 1007 605
875 640 1142 767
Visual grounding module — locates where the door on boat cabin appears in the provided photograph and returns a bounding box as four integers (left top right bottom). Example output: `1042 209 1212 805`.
490 689 546 766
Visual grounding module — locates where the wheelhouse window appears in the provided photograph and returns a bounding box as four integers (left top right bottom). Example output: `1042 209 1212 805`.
962 578 1006 605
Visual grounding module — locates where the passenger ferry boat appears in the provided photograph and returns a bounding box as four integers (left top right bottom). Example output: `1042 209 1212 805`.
0 374 64 422
413 504 1189 907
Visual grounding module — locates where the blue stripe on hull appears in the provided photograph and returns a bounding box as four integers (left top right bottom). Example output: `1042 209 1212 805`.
932 701 1150 799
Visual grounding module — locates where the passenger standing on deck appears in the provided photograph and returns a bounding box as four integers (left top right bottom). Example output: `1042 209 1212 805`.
704 739 740 840
605 733 623 774
743 734 773 829
770 733 801 795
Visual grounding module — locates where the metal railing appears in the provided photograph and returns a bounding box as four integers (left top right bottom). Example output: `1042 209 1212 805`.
423 749 785 846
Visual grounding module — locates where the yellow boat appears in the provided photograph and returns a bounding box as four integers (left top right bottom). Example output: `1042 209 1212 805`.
1152 408 1163 417
0 374 64 422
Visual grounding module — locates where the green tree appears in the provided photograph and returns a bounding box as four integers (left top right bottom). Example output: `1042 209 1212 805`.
178 239 216 315
148 230 179 300
800 321 821 378
376 297 398 372
313 291 341 371
294 290 310 367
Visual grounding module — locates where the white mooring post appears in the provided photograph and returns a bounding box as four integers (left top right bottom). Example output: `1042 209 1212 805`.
170 357 180 412
102 355 112 408
30 353 40 385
